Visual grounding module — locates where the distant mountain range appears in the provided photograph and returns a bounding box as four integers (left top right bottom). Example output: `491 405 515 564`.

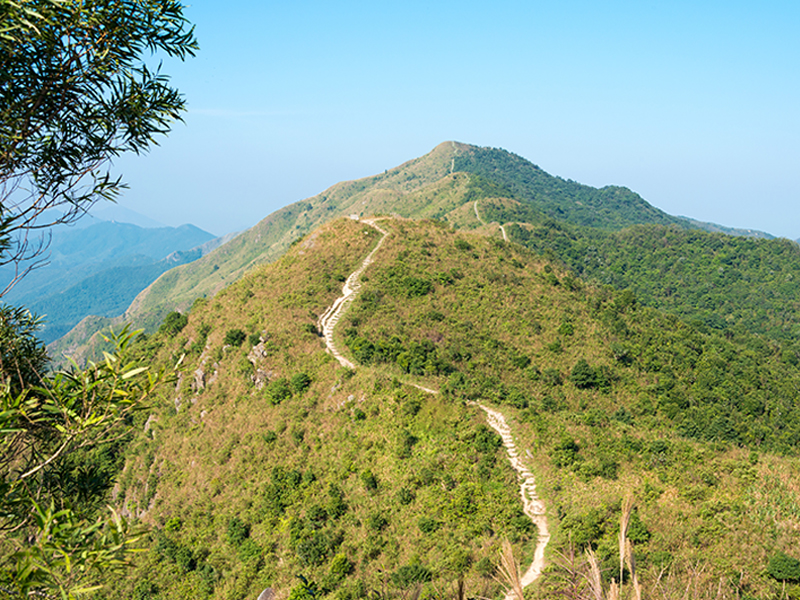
49 141 795 364
1 220 219 343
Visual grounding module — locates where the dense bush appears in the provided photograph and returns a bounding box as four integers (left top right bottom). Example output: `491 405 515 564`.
265 377 292 404
290 372 312 394
392 564 433 587
159 311 188 337
767 551 800 582
224 328 247 347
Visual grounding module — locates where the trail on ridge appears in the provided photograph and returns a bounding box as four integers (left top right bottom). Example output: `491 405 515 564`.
318 217 549 593
473 200 509 242
317 218 388 369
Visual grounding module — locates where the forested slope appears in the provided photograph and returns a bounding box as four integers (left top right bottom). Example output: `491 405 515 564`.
99 218 800 600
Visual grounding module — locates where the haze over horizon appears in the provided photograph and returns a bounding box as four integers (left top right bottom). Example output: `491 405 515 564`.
111 1 798 239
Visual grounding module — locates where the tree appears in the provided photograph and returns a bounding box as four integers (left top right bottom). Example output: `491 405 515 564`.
0 326 177 598
0 0 197 293
0 1 194 595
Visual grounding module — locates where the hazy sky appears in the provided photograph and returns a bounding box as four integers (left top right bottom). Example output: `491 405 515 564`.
113 0 799 239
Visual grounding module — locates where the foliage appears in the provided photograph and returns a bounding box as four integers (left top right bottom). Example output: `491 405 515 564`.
223 328 247 347
0 304 48 395
0 0 197 283
767 552 800 582
454 146 680 230
391 564 433 587
0 327 173 598
265 377 292 405
507 220 800 342
159 311 189 338
290 372 312 394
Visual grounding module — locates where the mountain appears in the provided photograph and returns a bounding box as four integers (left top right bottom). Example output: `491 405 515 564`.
1 221 216 343
96 217 800 599
89 204 168 229
52 142 800 367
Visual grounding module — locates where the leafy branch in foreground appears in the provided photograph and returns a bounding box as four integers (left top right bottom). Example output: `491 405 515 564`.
0 0 197 292
0 326 178 599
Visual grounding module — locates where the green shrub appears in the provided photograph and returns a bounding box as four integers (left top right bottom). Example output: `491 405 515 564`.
159 311 188 337
265 378 292 405
551 436 580 468
397 488 415 505
403 276 433 298
360 470 378 493
768 551 800 582
291 372 312 394
627 511 651 544
570 359 597 389
367 513 388 531
223 328 247 347
226 516 249 547
473 425 502 454
237 538 262 564
392 564 433 588
418 517 440 534
329 554 354 580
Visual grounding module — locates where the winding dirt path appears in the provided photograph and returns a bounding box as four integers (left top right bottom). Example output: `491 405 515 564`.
318 216 548 593
317 218 388 369
473 200 509 242
479 404 550 595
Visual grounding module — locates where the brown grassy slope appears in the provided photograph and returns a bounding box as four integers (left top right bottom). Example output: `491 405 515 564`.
110 218 535 600
331 219 800 599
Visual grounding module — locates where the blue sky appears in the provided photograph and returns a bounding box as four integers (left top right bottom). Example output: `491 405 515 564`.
113 0 799 238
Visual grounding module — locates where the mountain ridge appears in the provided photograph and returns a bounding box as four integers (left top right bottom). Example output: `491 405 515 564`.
50 141 789 364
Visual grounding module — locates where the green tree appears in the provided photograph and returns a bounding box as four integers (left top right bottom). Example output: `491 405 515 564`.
0 326 176 598
0 2 195 595
0 0 197 288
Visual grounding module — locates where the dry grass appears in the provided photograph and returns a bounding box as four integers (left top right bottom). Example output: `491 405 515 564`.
496 538 525 600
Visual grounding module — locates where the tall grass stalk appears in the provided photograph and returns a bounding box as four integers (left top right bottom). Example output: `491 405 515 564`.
496 538 525 600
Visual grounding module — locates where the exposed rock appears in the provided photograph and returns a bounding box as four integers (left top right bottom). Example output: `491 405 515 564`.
248 338 270 363
143 414 157 433
193 367 205 391
173 397 182 412
253 368 269 389
257 589 275 600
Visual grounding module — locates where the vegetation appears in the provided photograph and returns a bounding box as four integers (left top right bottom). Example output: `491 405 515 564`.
0 1 195 597
65 216 800 600
0 327 175 598
504 219 800 341
0 0 196 280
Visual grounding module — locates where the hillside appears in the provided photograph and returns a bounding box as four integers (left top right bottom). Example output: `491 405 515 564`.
52 141 737 363
499 217 800 341
98 217 800 600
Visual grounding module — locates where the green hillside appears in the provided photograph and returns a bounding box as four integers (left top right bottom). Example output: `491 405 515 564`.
51 141 787 367
86 217 800 600
500 217 800 341
50 142 671 360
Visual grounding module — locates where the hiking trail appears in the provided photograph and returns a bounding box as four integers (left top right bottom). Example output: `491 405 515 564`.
318 216 548 595
473 200 508 242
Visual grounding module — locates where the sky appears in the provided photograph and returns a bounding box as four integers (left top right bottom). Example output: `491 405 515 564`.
112 0 799 239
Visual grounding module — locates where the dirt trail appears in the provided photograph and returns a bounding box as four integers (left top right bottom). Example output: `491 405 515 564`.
473 200 509 242
317 218 388 369
478 404 550 595
318 216 548 593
